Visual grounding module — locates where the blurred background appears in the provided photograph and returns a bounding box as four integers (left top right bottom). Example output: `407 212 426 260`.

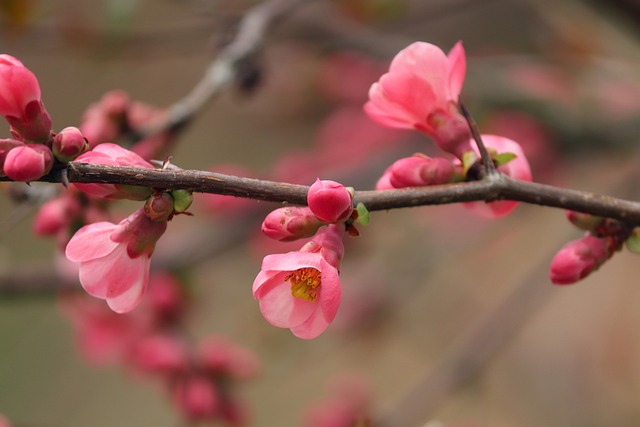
2 0 640 426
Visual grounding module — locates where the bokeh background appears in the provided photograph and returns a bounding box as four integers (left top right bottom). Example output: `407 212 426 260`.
2 0 640 426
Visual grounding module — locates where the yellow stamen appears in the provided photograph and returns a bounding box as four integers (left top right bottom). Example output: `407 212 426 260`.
285 267 321 302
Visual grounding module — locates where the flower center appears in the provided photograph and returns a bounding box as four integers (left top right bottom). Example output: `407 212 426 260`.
286 267 321 302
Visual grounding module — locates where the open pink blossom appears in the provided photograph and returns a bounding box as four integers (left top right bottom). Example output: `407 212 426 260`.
0 54 51 142
364 41 471 156
463 135 532 218
550 235 612 285
65 208 168 313
72 143 154 200
253 225 345 339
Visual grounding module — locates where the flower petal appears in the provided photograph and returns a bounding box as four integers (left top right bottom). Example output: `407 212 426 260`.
106 256 150 313
65 222 119 262
290 309 330 339
318 259 341 323
447 41 466 99
257 272 317 328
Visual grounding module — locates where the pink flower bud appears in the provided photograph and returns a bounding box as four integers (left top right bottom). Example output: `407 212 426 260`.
52 126 88 162
33 194 82 236
173 376 220 422
0 138 24 176
307 179 353 223
3 143 53 181
129 334 188 375
549 235 611 285
262 206 324 241
144 192 175 222
0 55 52 142
147 272 186 320
382 154 454 188
0 413 11 427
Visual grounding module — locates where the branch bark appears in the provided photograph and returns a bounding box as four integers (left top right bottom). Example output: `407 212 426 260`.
7 161 640 225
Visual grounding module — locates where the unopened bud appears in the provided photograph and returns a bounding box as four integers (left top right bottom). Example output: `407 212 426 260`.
307 179 353 223
3 143 53 181
550 235 611 285
262 206 324 241
53 127 88 162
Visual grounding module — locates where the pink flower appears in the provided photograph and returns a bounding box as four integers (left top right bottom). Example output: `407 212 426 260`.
129 334 189 375
364 41 471 156
173 376 221 422
253 225 345 339
3 143 53 181
307 179 353 223
65 208 168 313
262 206 324 241
33 193 82 236
0 54 51 142
197 336 261 380
0 413 11 427
463 134 532 217
72 143 154 200
80 90 130 148
550 235 612 285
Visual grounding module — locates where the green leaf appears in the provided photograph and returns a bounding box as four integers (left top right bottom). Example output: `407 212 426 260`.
462 151 478 175
171 189 193 213
355 202 370 226
493 152 517 167
626 229 640 253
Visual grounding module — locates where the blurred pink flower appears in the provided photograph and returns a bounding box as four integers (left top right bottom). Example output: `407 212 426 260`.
303 373 371 427
550 235 611 285
65 208 168 313
307 179 353 223
253 225 344 339
197 335 261 380
72 143 154 200
0 413 11 427
463 135 532 218
79 90 130 148
33 193 82 237
173 375 221 422
364 41 471 156
129 334 189 376
0 54 51 142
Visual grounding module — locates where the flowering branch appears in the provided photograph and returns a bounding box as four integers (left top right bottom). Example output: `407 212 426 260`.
8 161 640 224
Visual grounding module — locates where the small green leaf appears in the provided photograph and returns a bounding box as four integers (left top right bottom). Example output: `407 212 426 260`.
171 189 193 213
494 152 517 166
355 202 370 226
626 229 640 253
462 151 478 175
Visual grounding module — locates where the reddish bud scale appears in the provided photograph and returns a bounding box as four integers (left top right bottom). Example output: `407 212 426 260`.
144 192 175 222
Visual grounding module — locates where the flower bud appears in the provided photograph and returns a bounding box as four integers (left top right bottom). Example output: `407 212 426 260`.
144 192 175 222
3 143 53 181
262 206 324 241
0 138 24 176
0 55 52 142
385 154 454 188
307 179 353 223
549 235 611 285
52 126 88 162
33 194 81 236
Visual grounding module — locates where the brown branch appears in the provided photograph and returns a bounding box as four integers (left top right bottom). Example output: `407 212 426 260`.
7 161 640 225
140 0 311 137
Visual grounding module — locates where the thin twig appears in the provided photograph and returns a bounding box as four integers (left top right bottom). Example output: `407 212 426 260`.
4 161 640 224
460 100 498 177
139 0 310 138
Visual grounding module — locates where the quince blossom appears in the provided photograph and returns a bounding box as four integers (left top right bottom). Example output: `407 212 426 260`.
72 143 154 200
65 208 168 313
364 41 471 156
253 225 345 339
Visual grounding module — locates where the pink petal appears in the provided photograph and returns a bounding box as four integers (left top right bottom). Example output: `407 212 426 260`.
290 309 330 339
447 41 466 100
375 71 438 127
65 222 119 262
106 256 150 313
260 252 323 274
78 244 148 300
389 42 449 102
318 259 341 323
257 272 317 328
364 83 420 129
